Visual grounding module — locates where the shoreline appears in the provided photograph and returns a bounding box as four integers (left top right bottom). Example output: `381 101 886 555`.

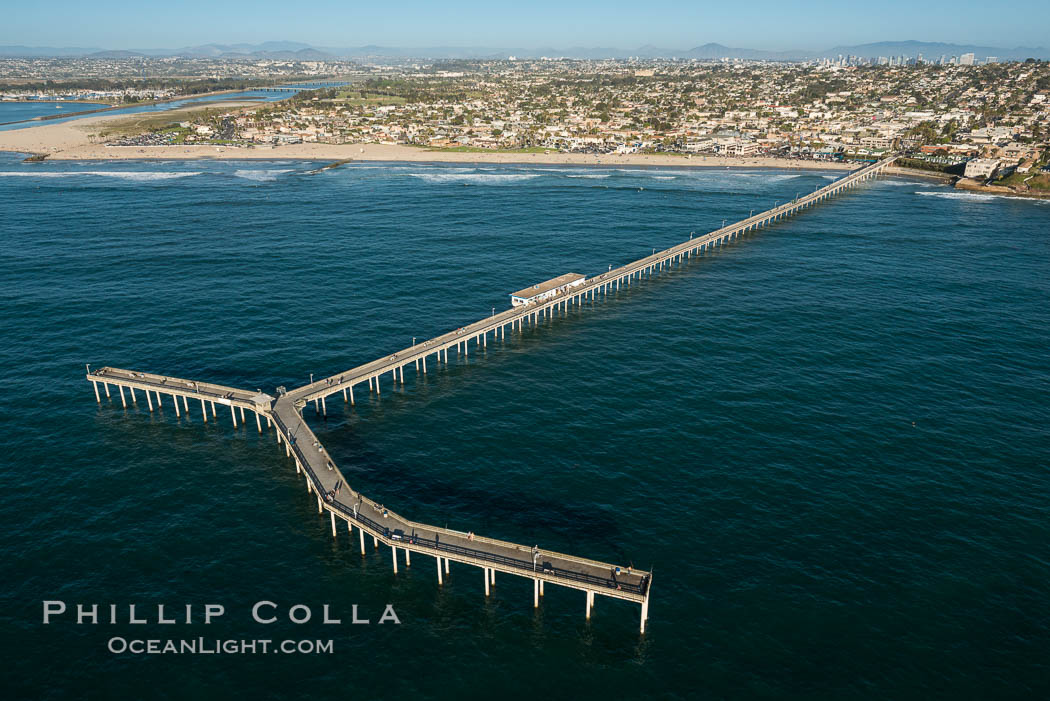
954 177 1050 200
0 145 959 183
2 138 861 173
0 109 971 183
0 108 850 170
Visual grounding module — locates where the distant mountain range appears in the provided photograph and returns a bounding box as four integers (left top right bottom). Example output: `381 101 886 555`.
1 39 1047 61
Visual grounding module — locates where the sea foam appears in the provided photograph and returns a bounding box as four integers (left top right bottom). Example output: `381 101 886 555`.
0 171 200 181
233 169 293 182
408 173 542 184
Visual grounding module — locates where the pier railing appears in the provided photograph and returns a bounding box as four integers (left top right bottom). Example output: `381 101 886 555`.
270 410 646 596
291 157 896 404
90 367 264 407
88 158 898 632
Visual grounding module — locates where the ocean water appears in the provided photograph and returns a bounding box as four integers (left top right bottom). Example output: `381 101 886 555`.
1 154 1048 699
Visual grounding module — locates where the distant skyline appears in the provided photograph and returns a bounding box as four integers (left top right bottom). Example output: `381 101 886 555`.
4 0 1050 51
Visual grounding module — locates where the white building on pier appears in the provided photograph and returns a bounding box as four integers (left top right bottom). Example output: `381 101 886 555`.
510 273 586 306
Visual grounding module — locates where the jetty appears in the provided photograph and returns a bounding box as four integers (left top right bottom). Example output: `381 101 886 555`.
86 155 896 634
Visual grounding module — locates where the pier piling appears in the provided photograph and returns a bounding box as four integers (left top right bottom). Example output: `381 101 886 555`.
83 157 896 638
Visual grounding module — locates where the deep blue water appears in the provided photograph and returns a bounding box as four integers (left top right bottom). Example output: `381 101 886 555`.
0 91 285 131
1 154 1048 700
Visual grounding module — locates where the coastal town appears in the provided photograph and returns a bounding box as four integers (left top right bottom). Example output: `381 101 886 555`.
3 57 1049 194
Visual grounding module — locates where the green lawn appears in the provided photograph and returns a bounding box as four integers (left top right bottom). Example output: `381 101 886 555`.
896 157 966 175
994 170 1050 190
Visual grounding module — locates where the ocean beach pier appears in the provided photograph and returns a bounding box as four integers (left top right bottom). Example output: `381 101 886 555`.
85 156 895 634
83 365 655 630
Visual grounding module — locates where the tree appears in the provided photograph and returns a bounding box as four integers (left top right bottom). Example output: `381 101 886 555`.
908 120 938 144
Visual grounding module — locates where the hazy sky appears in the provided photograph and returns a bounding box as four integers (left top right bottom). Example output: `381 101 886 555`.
5 0 1049 49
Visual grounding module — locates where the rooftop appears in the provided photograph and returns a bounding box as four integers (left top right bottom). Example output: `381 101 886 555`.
511 272 586 300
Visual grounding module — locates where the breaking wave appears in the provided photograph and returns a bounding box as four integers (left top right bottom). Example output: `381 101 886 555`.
408 173 542 184
233 169 293 182
915 191 1001 202
0 171 200 181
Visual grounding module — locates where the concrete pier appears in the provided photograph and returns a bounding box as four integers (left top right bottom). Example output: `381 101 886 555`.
288 159 895 419
87 362 655 626
84 157 894 636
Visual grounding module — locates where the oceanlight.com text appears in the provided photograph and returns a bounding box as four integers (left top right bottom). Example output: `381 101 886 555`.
107 637 334 655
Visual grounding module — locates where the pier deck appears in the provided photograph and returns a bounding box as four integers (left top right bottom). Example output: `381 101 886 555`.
88 366 272 421
86 156 896 634
289 157 895 410
271 402 649 602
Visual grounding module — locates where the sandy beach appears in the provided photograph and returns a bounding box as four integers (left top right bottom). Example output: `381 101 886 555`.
0 105 950 181
0 106 863 171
